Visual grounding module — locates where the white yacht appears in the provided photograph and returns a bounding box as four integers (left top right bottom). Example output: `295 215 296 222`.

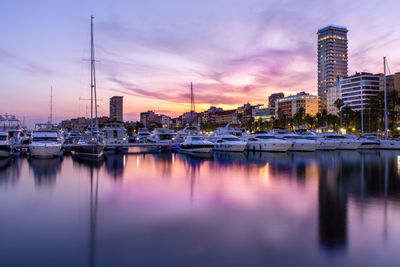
179 136 214 153
297 131 339 150
175 125 201 143
213 134 247 152
321 133 361 150
148 128 176 144
347 135 379 150
0 114 23 148
0 132 13 158
135 128 151 143
102 121 128 150
246 133 293 152
29 123 62 158
363 136 400 150
211 123 246 140
278 133 320 152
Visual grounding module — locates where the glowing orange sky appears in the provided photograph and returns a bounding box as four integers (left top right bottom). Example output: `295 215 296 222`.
1 0 400 126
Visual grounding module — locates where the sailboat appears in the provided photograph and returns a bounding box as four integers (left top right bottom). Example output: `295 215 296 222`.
74 16 105 158
377 56 400 149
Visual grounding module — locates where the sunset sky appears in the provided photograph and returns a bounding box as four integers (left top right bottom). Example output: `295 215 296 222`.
1 0 400 126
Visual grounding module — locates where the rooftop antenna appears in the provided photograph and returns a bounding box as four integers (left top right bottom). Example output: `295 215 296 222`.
190 82 195 113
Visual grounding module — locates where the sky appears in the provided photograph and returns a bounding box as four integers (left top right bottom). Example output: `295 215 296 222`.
1 0 400 126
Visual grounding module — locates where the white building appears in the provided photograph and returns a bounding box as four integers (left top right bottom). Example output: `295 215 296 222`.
339 72 380 111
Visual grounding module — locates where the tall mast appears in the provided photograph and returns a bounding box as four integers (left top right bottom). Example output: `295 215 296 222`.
49 86 53 124
190 82 195 113
92 16 98 130
384 56 388 140
90 16 94 135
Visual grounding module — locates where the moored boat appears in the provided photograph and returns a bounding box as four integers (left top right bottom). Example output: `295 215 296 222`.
213 134 246 152
179 136 214 153
246 133 293 152
29 123 62 158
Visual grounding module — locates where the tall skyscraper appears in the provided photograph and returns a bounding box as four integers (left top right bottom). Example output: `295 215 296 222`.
317 25 348 111
109 96 123 121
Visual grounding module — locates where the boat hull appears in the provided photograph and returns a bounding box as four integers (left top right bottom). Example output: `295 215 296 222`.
337 141 361 150
74 144 105 158
0 145 12 158
247 142 292 152
378 140 400 150
317 141 339 151
213 144 246 152
288 142 320 152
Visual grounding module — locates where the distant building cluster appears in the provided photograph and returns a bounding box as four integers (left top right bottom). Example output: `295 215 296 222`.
319 25 399 116
60 24 399 130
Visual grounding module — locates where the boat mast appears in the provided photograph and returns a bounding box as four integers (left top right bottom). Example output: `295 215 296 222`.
49 86 53 124
190 82 195 113
90 15 95 135
384 56 388 140
91 16 99 130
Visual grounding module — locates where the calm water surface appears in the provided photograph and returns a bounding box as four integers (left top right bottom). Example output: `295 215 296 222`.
1 150 400 267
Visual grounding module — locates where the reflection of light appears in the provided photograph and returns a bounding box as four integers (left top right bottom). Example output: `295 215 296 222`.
397 156 400 176
259 163 270 185
123 155 126 167
172 153 175 165
136 155 140 167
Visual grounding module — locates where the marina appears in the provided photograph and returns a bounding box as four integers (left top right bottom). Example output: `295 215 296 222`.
1 150 400 266
3 1 400 266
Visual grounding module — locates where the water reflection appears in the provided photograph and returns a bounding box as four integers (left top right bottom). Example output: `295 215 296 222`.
0 157 20 185
88 164 99 267
28 157 62 187
104 152 126 179
1 151 400 266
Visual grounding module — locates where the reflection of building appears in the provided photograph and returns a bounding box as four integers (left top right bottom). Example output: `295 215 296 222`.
339 72 380 111
318 25 348 111
318 152 348 252
276 92 318 118
109 96 123 121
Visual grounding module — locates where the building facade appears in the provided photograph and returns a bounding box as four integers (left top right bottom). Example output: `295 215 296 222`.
140 111 156 127
276 92 318 118
109 96 123 121
210 110 236 124
318 25 348 111
268 92 284 108
252 106 275 122
379 72 400 93
339 72 380 111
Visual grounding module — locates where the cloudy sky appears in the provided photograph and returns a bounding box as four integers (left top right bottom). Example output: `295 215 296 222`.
1 0 400 125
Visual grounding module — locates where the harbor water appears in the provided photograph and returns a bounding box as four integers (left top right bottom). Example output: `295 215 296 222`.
1 150 400 266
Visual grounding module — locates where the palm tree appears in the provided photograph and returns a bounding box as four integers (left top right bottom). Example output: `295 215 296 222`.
293 107 305 128
334 98 344 128
304 114 315 129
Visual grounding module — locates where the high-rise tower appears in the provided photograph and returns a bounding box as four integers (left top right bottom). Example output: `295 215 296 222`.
317 25 348 111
